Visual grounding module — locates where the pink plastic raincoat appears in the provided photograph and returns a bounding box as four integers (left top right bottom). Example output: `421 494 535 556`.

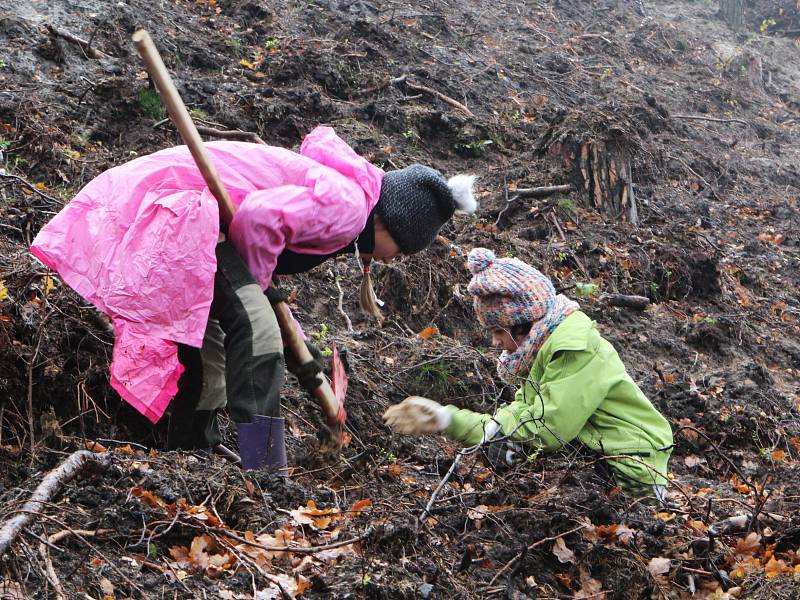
30 127 384 422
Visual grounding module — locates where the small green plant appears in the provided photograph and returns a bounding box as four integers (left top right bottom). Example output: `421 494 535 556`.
379 448 397 462
0 138 10 151
401 129 416 140
137 88 166 121
225 37 243 56
526 446 543 464
361 574 371 586
189 107 208 120
600 67 613 79
147 542 158 558
321 347 333 357
557 197 576 218
574 282 599 298
454 139 493 156
264 38 280 50
0 60 7 70
702 316 718 325
311 323 329 343
759 17 776 34
556 251 568 263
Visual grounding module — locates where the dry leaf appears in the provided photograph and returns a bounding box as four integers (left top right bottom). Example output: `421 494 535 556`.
385 463 402 479
764 555 791 578
770 449 786 462
647 556 671 577
734 532 761 555
686 520 709 533
655 512 675 522
684 455 703 467
417 325 439 340
552 536 576 564
131 487 166 509
85 440 108 453
99 578 114 596
350 498 373 512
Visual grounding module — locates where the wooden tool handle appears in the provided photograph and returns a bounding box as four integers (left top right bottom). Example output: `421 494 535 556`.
132 29 236 224
271 302 341 426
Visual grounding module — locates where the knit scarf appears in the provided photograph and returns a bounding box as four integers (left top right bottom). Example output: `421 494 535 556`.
497 295 579 384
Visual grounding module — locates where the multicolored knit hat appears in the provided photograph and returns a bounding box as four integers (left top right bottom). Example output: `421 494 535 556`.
467 248 557 328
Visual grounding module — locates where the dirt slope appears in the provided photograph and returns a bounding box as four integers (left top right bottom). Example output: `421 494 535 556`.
0 1 799 598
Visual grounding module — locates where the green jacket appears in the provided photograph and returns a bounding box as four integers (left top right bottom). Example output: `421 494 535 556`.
444 311 673 487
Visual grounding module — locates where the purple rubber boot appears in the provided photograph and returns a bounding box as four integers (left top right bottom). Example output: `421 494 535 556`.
235 418 270 470
263 416 288 477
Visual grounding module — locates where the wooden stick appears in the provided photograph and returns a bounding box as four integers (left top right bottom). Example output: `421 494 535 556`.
673 114 748 126
131 30 236 224
195 125 266 145
603 293 650 310
514 184 573 198
46 25 109 59
402 80 474 117
0 451 112 555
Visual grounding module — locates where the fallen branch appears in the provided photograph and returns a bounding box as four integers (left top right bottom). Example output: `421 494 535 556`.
37 529 113 600
393 77 475 117
0 450 112 555
45 25 109 59
195 125 266 145
0 173 63 206
602 293 650 310
673 114 748 126
514 184 573 199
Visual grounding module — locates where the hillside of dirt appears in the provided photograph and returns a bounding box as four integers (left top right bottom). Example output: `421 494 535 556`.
1 0 799 598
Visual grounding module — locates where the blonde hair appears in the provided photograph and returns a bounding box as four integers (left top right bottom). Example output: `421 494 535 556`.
358 257 383 319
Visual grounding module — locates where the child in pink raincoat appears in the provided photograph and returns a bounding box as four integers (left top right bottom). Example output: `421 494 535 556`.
31 126 477 470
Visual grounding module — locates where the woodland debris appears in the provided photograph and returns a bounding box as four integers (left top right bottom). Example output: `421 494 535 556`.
196 125 266 145
514 184 573 199
0 450 112 555
45 25 110 59
602 293 650 310
673 114 749 126
383 75 474 117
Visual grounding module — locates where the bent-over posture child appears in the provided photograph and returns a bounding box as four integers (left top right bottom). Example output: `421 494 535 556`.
384 248 673 499
31 126 477 470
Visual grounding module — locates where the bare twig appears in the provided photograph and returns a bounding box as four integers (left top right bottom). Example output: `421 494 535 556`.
37 529 113 600
514 184 573 198
335 276 354 333
486 523 587 587
673 114 748 126
0 450 112 555
0 173 63 205
27 310 54 460
393 77 475 117
195 125 266 145
45 25 110 59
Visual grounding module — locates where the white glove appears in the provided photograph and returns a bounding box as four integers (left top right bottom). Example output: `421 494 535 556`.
383 396 452 435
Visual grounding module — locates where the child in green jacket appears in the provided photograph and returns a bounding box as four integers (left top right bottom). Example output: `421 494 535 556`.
384 248 673 499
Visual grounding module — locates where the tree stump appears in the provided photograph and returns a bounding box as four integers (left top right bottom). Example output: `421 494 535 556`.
719 0 744 29
549 140 638 225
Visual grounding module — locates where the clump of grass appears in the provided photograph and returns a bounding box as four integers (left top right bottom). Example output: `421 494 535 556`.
137 88 166 121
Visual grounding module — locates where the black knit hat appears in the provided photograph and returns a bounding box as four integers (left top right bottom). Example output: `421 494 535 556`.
376 165 477 254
